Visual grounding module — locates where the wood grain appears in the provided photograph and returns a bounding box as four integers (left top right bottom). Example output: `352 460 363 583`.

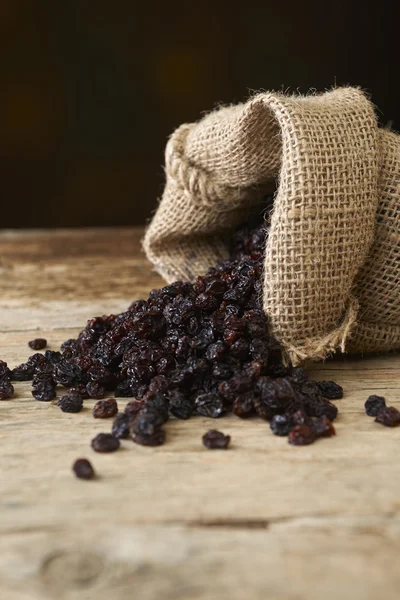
1 228 400 600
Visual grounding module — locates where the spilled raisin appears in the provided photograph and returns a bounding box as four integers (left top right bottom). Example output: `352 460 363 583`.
58 392 83 413
91 433 120 452
5 208 349 454
93 398 118 419
111 413 131 439
31 374 56 402
0 378 14 400
288 425 316 446
28 338 47 350
202 429 231 449
375 406 400 427
132 430 166 446
365 395 386 417
72 458 95 480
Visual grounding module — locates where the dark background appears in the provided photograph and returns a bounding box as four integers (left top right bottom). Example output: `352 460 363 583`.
1 0 398 228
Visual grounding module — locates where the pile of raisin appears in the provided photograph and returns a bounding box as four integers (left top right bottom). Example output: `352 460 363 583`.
4 212 343 449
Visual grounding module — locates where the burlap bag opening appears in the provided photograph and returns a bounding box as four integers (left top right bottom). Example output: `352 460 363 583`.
143 87 400 364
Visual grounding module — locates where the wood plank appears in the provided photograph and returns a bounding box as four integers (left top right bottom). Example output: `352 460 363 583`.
1 228 400 599
2 516 400 600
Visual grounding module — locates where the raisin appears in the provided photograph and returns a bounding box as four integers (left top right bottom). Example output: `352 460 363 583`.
270 414 293 436
86 381 106 399
44 350 62 363
194 393 224 418
31 374 56 401
72 458 95 480
202 429 231 449
10 363 34 381
130 408 166 437
288 425 316 446
132 429 166 446
149 375 169 394
232 392 255 418
168 389 193 419
312 417 336 438
365 395 386 417
255 377 298 420
205 342 226 362
93 398 118 419
375 406 400 427
58 392 83 413
316 381 343 400
54 361 83 387
91 433 120 452
111 413 131 439
289 367 309 386
68 384 90 399
124 399 145 419
28 338 47 350
0 360 11 379
0 378 14 400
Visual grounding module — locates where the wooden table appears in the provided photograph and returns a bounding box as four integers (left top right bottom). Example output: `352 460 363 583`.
1 228 400 600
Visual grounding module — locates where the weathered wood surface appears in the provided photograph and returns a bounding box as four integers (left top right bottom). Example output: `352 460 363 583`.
1 227 400 600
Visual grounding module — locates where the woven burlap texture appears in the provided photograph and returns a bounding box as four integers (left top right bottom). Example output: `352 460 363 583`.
349 129 400 353
143 87 398 363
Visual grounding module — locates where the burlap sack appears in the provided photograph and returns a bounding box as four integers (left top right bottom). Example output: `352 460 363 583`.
143 87 400 363
349 129 400 354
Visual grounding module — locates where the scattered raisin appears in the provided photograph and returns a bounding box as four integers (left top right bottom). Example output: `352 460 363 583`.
270 414 293 436
288 425 316 446
375 406 400 427
202 429 231 449
0 378 14 400
28 338 47 350
58 392 83 413
312 417 336 438
111 413 131 439
31 373 56 402
93 398 118 419
132 429 166 446
72 458 95 480
91 432 120 452
365 395 386 417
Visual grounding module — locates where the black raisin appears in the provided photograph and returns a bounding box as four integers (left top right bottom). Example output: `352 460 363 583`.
365 395 386 417
31 374 56 402
0 378 14 400
194 393 224 418
58 392 83 413
375 406 400 427
270 414 293 436
72 458 95 480
91 433 120 452
93 398 118 419
288 425 316 446
111 413 131 439
132 429 166 446
202 429 231 449
28 338 47 350
316 380 343 400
